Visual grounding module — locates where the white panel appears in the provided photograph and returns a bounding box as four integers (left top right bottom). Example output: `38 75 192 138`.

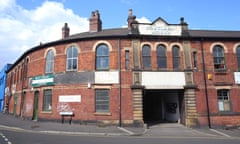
138 24 182 36
234 72 240 84
95 71 119 84
142 72 185 89
59 95 81 102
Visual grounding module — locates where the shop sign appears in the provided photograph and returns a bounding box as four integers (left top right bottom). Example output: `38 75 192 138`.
31 74 54 87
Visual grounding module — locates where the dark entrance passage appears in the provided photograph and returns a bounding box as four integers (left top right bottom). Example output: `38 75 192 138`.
143 90 184 125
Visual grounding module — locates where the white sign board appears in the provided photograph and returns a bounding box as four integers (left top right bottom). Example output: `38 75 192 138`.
139 24 182 36
95 71 119 84
234 72 240 84
59 95 81 102
142 72 186 89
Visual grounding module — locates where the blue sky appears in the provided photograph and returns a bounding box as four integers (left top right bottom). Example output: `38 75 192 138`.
1 0 240 68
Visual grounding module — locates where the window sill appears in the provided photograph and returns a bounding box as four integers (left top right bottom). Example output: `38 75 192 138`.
214 69 227 74
94 112 111 116
41 111 52 114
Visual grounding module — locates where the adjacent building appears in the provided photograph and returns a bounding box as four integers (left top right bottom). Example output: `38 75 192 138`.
5 9 240 128
0 64 12 112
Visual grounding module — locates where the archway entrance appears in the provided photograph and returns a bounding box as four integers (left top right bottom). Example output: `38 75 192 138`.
143 90 184 125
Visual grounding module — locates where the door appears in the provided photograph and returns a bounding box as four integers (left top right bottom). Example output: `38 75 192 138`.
13 94 18 116
32 91 39 120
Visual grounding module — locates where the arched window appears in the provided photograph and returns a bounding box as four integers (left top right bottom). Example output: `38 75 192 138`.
66 46 78 71
142 45 151 69
157 44 167 69
45 50 54 73
213 45 225 70
96 44 109 70
172 45 180 69
236 46 240 70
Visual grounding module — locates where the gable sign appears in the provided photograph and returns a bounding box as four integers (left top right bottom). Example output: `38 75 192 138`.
138 19 182 36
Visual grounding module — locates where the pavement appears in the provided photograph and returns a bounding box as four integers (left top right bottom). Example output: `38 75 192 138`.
0 112 240 138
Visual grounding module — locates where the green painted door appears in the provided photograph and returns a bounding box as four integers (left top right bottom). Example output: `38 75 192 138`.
32 91 39 120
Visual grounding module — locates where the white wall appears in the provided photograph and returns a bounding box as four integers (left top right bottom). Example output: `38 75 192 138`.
142 72 186 89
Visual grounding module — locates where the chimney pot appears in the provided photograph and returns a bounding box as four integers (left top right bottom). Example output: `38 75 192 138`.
127 9 137 29
62 23 70 39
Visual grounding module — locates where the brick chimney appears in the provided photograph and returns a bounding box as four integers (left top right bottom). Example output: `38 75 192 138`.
89 10 102 32
62 23 70 39
127 9 137 29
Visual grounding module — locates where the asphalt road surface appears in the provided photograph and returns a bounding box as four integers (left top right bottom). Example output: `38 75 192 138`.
1 129 240 144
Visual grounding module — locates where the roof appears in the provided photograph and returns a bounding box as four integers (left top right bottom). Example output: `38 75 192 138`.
7 27 240 72
66 28 129 40
188 30 240 38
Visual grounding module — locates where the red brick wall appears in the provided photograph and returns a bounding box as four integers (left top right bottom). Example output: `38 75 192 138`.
193 40 240 127
6 38 135 124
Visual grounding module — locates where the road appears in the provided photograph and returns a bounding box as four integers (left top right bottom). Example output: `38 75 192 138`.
1 129 240 144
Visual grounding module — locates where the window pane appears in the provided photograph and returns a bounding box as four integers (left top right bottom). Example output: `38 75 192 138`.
142 45 151 69
95 89 109 112
157 45 167 69
213 45 225 70
45 50 54 73
72 59 77 69
158 58 167 68
67 59 72 70
66 46 78 71
96 44 109 70
125 51 129 69
142 45 151 56
67 47 73 57
172 46 180 69
217 89 230 111
73 47 78 57
237 47 240 69
43 89 52 111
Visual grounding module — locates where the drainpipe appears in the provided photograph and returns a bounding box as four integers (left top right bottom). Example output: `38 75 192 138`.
20 59 26 118
200 38 211 128
118 39 122 127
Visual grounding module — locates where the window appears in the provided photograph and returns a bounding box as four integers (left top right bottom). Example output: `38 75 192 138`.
23 58 29 80
95 89 109 112
66 46 78 71
43 89 52 111
45 50 54 73
157 45 167 69
96 44 109 70
172 46 180 69
213 45 225 70
217 89 230 112
142 45 151 69
236 46 240 70
193 51 197 68
125 50 129 70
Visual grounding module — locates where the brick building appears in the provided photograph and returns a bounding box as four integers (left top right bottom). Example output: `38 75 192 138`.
5 9 240 128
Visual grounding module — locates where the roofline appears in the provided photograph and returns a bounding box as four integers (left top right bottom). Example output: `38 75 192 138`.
7 28 240 73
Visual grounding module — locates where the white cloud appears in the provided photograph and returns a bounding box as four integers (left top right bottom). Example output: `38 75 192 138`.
121 16 151 28
137 17 151 23
0 0 89 68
